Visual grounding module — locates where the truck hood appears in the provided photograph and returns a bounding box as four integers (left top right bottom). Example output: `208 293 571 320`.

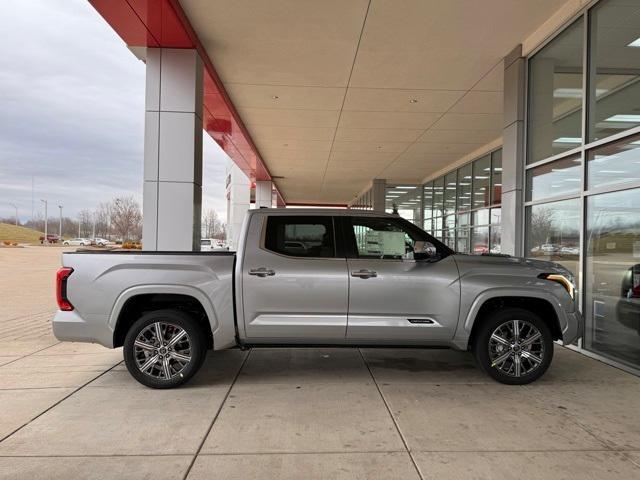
451 253 573 277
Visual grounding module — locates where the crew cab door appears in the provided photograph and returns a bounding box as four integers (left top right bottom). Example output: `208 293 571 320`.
343 216 460 342
241 214 348 342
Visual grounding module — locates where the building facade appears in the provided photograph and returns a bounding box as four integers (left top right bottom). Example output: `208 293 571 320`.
350 0 640 373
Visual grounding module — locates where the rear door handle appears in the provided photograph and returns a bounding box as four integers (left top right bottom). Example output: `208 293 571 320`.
249 267 276 277
351 269 377 279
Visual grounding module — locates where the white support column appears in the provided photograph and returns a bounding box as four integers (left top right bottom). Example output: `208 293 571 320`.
225 159 251 250
501 45 526 257
143 48 203 251
255 180 273 209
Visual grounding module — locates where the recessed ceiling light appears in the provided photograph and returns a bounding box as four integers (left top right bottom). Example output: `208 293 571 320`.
627 37 640 48
553 137 582 144
409 99 418 103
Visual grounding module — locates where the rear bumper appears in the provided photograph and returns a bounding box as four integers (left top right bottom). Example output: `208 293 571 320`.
562 309 583 345
52 310 114 348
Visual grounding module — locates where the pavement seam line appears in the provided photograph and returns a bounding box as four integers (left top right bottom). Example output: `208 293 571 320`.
181 349 252 480
0 361 123 444
0 341 62 369
357 348 425 480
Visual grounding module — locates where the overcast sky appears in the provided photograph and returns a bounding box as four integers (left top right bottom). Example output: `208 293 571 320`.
0 0 230 223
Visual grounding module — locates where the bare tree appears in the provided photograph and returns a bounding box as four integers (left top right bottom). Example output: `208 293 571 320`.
202 209 224 239
94 202 112 239
110 196 142 242
529 207 554 250
77 209 93 238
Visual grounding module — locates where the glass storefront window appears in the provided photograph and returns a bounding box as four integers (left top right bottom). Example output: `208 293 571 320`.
457 164 472 211
490 227 502 254
444 172 457 215
443 229 456 249
474 208 490 226
526 155 582 201
491 149 502 205
444 214 456 231
490 208 501 225
433 177 444 218
587 133 640 189
473 155 491 208
457 228 470 253
472 227 489 254
525 198 581 275
584 188 640 368
420 149 502 253
528 17 584 164
386 185 421 224
588 0 640 142
423 182 433 219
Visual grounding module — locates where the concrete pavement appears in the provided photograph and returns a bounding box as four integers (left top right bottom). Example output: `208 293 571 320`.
1 246 640 479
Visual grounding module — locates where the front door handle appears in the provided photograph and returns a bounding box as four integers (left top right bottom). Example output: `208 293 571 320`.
351 269 377 279
249 267 276 277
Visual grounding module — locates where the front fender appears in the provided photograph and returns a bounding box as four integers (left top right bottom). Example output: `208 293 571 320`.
452 287 570 350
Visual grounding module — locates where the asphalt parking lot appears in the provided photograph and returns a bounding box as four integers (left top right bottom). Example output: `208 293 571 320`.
1 246 640 479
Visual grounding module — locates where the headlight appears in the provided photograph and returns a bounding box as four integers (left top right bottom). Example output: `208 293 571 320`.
539 273 576 299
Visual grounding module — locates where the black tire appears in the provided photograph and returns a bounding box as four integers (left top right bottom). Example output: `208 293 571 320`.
473 308 554 385
123 309 207 389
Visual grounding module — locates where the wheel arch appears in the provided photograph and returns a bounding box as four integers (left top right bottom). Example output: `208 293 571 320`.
463 292 564 350
110 285 217 349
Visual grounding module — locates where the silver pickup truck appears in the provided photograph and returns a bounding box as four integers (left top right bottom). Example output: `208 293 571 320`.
53 208 581 388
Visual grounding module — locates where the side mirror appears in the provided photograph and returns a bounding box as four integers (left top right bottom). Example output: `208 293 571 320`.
413 241 438 261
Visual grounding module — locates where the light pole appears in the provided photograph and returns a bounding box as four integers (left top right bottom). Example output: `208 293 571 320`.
58 205 63 241
9 203 18 226
40 199 48 245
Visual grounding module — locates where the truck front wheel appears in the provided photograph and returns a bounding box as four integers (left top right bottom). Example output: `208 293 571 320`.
123 309 207 389
473 308 554 385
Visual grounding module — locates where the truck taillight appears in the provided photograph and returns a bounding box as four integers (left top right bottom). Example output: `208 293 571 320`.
56 267 74 311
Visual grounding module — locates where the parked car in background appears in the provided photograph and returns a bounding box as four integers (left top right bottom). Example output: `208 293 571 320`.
39 234 60 244
63 238 91 246
54 209 581 389
201 238 226 251
560 246 579 256
541 244 557 253
92 238 110 247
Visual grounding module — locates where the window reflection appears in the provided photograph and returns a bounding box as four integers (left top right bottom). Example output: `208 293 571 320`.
526 155 582 201
385 185 420 225
587 133 640 189
473 155 491 208
457 164 473 211
528 17 584 163
444 172 458 215
589 0 640 142
472 227 489 254
491 149 502 205
423 182 433 219
585 188 640 367
525 198 581 275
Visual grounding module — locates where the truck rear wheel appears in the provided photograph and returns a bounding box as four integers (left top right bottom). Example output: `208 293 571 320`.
473 308 554 385
123 309 207 389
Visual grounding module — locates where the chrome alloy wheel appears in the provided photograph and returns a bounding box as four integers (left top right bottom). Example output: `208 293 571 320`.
488 319 544 377
133 322 192 380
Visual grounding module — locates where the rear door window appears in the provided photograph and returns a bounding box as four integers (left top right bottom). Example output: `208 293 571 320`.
264 216 335 258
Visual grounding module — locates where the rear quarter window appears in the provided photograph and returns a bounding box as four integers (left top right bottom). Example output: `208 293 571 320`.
264 216 335 258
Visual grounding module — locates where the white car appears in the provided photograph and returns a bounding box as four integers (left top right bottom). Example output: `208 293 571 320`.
92 238 110 247
63 238 91 246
